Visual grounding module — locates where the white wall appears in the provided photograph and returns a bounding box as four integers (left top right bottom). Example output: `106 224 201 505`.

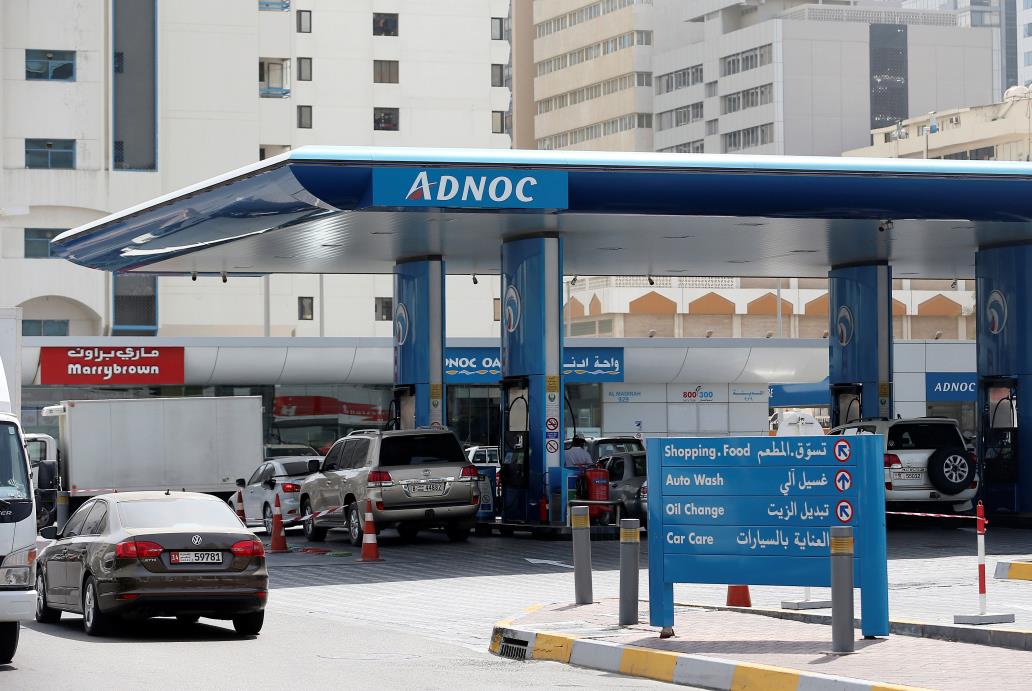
602 382 769 437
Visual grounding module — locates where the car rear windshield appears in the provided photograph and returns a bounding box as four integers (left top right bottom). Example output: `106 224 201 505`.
596 440 644 457
279 460 315 476
887 423 964 451
378 434 464 466
117 499 243 530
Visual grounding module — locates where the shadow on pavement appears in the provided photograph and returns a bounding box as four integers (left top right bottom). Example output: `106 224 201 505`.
23 617 249 644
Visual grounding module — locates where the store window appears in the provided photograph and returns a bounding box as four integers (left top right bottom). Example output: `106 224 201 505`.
926 402 977 442
375 297 393 321
565 383 602 438
447 385 500 446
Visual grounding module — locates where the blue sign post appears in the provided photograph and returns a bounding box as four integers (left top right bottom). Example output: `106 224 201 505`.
647 435 889 637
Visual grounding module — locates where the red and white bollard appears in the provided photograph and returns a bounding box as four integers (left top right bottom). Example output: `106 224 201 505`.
954 501 1015 625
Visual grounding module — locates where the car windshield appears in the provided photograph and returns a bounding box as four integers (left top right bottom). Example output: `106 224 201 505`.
888 423 964 450
0 422 30 500
278 460 315 476
379 434 464 466
117 498 243 530
596 440 644 457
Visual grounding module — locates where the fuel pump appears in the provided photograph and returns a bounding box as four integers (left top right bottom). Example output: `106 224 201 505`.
979 377 1019 513
499 377 530 522
831 384 863 428
389 385 417 430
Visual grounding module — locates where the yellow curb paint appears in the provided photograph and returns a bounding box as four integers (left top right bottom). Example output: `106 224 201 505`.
1008 562 1032 580
871 685 935 691
730 663 801 691
523 603 544 615
532 633 576 663
619 647 678 683
488 630 503 655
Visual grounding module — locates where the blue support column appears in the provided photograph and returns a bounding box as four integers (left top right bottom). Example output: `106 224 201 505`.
828 264 893 425
393 257 445 429
976 244 1032 514
501 236 564 523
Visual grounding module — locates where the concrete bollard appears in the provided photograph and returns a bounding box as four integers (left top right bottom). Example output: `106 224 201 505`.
55 490 70 529
619 518 640 625
830 525 855 654
572 505 593 605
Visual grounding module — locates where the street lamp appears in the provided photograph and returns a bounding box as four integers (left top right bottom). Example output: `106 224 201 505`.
923 111 937 159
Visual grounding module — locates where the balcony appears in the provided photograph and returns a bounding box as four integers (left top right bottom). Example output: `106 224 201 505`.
258 0 290 11
260 86 291 98
259 58 291 98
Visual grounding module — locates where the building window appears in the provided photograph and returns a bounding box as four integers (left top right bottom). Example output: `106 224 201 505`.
720 44 772 77
24 228 63 258
297 9 311 32
373 60 399 84
491 17 506 40
705 120 719 136
491 111 506 134
722 123 775 153
373 13 398 36
493 298 501 321
297 105 312 128
25 49 75 81
705 81 717 98
491 64 505 87
113 0 156 171
654 64 703 95
658 140 704 154
25 139 75 169
375 297 393 321
721 84 773 115
374 107 399 131
655 102 704 131
297 57 312 81
113 274 157 335
298 296 314 320
22 320 69 337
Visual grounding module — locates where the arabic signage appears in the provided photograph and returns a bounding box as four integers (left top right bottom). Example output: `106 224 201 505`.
444 347 623 384
371 168 569 210
925 372 976 402
647 435 889 637
40 347 185 385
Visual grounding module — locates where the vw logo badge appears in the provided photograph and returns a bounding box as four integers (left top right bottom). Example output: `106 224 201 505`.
836 306 854 347
504 284 521 334
394 302 410 346
986 289 1008 335
191 535 202 546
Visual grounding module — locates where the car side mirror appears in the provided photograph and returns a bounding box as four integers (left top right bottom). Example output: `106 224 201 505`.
235 478 246 488
40 526 57 540
308 459 320 474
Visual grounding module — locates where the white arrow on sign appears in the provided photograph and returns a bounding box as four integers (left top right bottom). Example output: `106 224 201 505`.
525 558 575 569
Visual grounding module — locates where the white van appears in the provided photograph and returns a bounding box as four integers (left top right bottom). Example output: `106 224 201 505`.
0 359 35 664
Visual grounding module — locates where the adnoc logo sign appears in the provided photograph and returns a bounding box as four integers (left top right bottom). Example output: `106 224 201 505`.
372 168 568 209
503 284 521 333
986 289 1008 335
836 306 855 347
394 303 410 346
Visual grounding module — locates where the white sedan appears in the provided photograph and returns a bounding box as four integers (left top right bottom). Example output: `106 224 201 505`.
236 457 319 532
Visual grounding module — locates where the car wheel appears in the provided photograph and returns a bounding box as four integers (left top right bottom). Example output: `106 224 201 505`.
263 504 273 535
0 621 18 665
347 504 364 547
232 611 264 636
474 524 493 537
35 571 61 624
445 523 471 542
176 615 200 625
82 577 112 636
397 524 420 542
927 448 974 495
301 498 327 542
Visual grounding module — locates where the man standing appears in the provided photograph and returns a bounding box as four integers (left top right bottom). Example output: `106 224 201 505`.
564 434 593 469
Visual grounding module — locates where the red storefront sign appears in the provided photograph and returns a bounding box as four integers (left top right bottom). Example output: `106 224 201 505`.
40 347 185 385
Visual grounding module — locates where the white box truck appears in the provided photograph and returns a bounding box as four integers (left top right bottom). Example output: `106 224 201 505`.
37 396 264 510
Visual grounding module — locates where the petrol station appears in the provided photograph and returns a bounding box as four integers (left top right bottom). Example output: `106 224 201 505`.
51 146 1032 521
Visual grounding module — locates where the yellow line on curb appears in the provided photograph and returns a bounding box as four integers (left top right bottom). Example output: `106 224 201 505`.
619 647 679 683
532 633 576 663
730 662 800 691
1008 562 1032 580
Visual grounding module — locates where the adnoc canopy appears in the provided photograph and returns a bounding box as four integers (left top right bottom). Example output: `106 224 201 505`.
51 146 1032 278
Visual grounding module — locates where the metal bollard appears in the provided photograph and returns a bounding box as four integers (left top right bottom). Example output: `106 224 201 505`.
830 526 855 654
55 490 70 529
619 518 640 625
572 505 593 605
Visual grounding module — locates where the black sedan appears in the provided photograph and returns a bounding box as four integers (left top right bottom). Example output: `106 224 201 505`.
36 491 268 636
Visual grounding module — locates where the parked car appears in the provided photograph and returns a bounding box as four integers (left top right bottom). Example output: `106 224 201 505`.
299 429 480 545
830 418 978 512
600 451 648 526
264 443 318 460
565 436 644 463
237 458 317 532
466 445 501 498
35 492 268 636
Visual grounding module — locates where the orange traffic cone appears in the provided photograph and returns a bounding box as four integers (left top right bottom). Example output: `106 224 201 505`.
726 585 752 607
269 494 289 554
235 488 245 524
359 498 383 562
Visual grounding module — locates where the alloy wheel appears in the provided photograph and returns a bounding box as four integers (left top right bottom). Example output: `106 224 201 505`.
944 455 969 484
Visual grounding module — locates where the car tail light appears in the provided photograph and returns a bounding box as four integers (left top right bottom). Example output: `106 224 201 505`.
231 539 265 558
883 454 902 468
375 501 385 511
256 591 267 600
281 482 301 493
115 540 164 559
460 465 479 480
367 470 393 487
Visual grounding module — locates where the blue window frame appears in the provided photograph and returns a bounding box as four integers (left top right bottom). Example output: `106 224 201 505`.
25 139 75 169
22 320 69 337
24 228 64 258
25 49 75 81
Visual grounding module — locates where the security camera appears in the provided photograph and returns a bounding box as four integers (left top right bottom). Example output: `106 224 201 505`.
647 275 655 286
221 271 228 284
191 271 197 282
472 273 478 285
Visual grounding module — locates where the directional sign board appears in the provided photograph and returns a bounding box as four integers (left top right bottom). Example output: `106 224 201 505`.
647 435 888 637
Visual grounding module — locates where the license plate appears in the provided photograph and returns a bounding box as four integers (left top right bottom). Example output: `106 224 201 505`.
410 482 446 493
170 551 223 564
892 471 924 481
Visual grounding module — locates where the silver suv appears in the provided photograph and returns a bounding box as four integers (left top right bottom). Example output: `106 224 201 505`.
830 417 978 512
298 429 480 544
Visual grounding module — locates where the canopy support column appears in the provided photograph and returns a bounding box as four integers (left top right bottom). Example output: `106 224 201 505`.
393 256 445 430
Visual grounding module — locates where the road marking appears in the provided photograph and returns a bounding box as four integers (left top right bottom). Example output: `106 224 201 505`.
525 558 574 569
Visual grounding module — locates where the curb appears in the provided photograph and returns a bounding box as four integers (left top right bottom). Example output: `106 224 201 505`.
489 622 926 691
995 560 1032 582
678 602 1032 653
